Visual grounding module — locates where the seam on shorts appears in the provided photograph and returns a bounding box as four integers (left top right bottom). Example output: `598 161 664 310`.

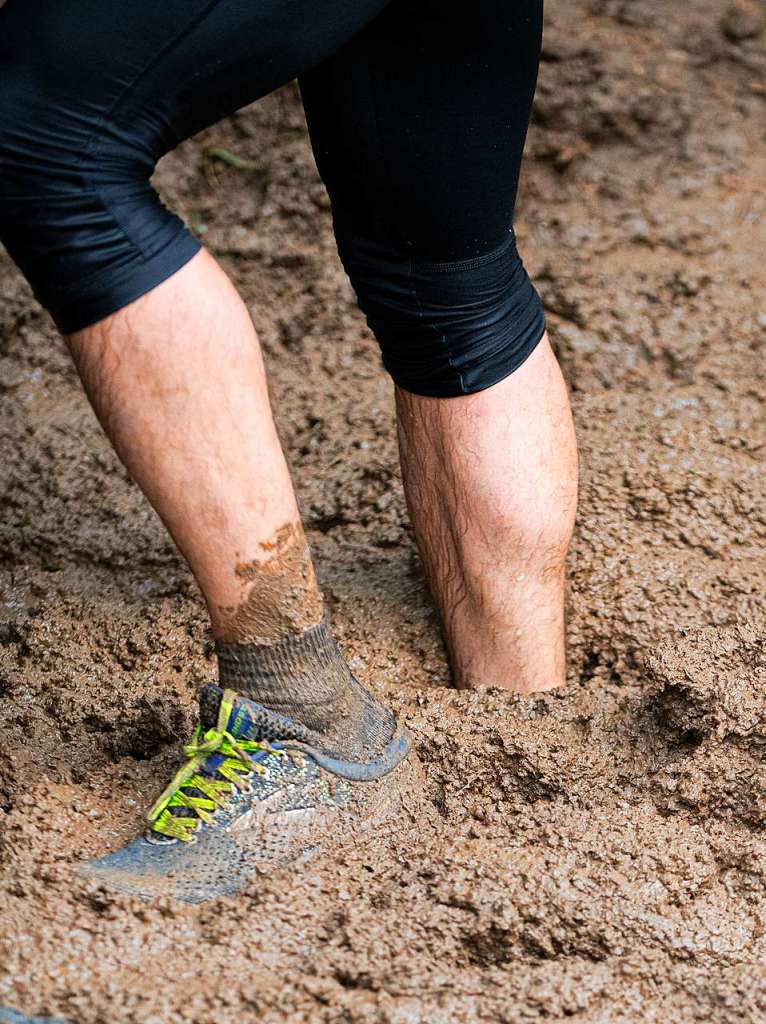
410 229 516 273
401 248 465 394
81 0 222 173
407 235 518 394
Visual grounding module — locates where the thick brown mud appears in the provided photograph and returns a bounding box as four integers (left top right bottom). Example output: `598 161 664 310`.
1 0 765 1020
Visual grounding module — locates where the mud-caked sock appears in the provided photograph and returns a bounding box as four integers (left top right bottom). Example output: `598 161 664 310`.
216 615 396 762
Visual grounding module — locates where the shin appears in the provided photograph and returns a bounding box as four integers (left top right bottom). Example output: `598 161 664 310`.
396 335 578 693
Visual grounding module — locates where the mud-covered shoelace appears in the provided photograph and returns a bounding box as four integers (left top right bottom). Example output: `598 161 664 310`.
147 726 284 842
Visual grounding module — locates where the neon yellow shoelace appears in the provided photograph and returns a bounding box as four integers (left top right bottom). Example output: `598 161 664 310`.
147 726 276 842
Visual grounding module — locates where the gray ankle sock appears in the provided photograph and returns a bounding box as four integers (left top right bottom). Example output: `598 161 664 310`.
215 615 396 762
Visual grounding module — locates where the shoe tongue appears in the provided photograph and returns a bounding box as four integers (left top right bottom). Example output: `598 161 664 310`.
197 683 253 738
198 684 312 744
198 683 226 733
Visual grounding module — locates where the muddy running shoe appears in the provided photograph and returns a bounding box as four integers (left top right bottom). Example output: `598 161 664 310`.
78 686 414 903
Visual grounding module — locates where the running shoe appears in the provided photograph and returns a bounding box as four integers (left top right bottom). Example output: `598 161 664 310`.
78 685 414 903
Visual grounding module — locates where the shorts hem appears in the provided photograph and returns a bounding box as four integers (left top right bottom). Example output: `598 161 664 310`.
52 232 203 335
391 308 547 399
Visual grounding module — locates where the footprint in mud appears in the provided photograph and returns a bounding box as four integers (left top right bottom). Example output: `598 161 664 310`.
646 624 766 744
646 625 766 827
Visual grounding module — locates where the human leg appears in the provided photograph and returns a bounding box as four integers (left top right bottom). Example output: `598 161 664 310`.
65 249 410 901
301 0 577 691
0 0 399 744
396 336 577 693
0 0 414 897
65 247 395 753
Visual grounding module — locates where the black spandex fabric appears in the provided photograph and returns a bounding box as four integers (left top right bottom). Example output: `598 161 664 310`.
0 0 545 397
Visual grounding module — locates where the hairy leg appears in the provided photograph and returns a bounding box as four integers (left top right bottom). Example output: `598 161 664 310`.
66 249 394 759
62 248 405 894
396 335 578 694
65 248 316 640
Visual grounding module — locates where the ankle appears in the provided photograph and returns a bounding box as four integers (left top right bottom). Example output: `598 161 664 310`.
216 615 395 761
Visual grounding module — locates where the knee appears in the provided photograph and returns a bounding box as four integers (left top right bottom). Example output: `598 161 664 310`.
0 94 70 318
0 85 51 239
337 231 546 398
0 85 109 282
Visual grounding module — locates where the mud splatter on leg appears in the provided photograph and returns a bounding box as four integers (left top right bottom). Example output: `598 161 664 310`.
218 522 324 645
216 522 395 761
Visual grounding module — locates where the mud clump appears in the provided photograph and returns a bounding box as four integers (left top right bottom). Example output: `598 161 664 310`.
646 626 766 744
645 628 766 830
1 0 766 1021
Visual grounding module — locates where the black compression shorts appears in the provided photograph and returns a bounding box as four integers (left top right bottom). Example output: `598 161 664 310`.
0 0 546 397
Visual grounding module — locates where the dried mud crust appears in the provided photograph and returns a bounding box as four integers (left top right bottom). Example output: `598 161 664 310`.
0 0 764 1021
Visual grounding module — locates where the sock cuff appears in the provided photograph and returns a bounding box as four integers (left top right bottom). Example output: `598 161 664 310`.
215 614 396 761
216 615 342 699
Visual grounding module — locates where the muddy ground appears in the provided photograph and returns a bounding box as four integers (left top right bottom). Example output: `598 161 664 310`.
1 0 765 1021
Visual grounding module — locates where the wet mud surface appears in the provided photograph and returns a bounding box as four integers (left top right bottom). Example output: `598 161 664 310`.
1 0 765 1020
